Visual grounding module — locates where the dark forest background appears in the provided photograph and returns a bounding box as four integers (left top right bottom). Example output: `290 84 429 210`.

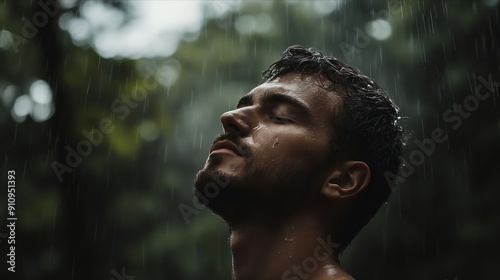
1 0 499 279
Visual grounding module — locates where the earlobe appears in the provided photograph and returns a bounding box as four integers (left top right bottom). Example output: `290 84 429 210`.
321 161 371 199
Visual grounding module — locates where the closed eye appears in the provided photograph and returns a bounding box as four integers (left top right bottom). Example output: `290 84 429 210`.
268 115 294 124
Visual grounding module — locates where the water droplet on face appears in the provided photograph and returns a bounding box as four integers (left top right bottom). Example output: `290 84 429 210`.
272 138 279 148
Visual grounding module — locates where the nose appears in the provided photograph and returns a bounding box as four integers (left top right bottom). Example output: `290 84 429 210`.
220 109 252 136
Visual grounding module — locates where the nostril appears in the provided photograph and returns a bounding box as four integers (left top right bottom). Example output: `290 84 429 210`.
221 110 251 136
221 112 242 134
227 123 239 133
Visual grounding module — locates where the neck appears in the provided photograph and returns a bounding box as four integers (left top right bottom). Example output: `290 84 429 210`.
228 211 352 280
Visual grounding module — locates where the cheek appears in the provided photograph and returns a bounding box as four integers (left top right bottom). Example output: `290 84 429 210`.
253 128 328 163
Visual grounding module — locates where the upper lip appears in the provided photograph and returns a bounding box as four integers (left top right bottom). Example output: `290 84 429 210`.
210 140 242 156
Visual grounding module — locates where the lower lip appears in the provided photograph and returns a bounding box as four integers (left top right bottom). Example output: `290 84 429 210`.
210 148 239 156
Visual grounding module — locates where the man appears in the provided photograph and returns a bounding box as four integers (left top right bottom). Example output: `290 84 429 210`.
194 45 404 280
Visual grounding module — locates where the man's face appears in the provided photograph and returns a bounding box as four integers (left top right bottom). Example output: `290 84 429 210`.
195 72 341 220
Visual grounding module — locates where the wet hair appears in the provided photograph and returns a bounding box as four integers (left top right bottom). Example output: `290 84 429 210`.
262 45 404 251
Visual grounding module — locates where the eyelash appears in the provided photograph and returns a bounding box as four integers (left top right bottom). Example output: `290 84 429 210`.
268 115 293 124
236 104 294 124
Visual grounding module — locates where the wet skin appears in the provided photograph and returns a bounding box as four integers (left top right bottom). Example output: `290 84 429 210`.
199 73 339 210
195 72 360 280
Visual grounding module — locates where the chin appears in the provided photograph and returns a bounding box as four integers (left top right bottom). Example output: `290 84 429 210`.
194 168 232 215
194 167 259 223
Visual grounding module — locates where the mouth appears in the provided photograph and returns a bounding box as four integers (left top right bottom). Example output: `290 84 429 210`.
210 140 242 156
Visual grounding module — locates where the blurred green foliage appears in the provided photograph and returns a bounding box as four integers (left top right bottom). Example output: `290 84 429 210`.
1 0 499 279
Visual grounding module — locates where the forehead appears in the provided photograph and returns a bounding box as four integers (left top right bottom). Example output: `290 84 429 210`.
253 72 323 93
247 72 339 115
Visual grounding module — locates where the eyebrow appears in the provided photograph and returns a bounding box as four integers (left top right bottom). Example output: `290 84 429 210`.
237 91 311 115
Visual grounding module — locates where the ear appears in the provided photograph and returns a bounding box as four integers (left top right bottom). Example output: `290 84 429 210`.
321 161 371 199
